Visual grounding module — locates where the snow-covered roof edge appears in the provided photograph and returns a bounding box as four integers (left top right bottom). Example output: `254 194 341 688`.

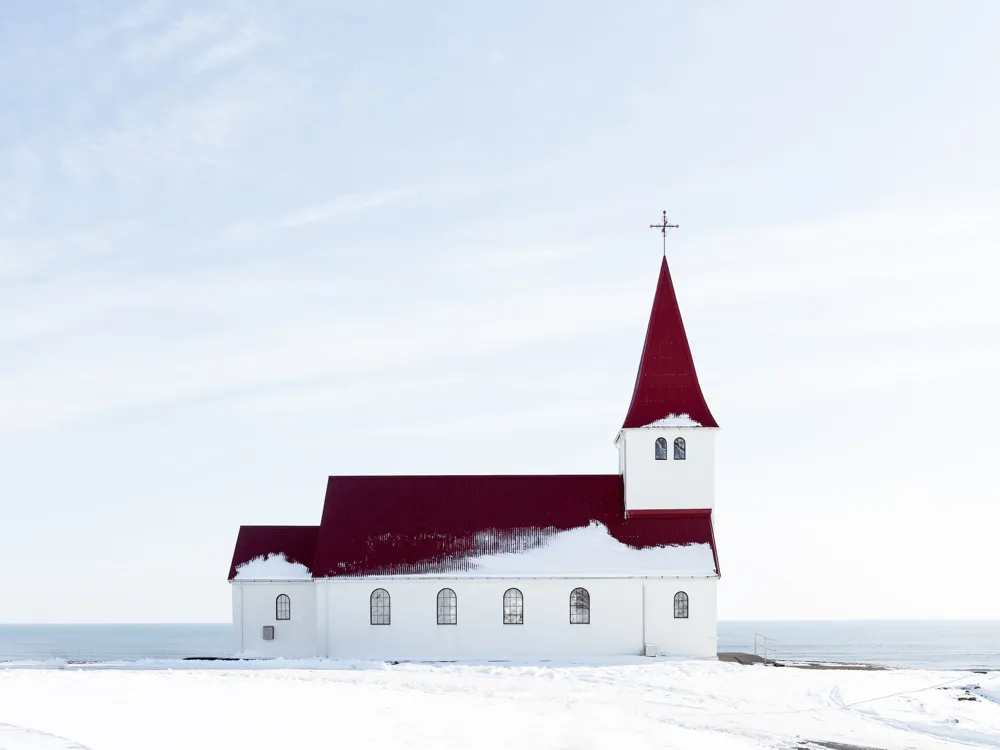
643 413 702 428
235 552 313 581
315 522 718 580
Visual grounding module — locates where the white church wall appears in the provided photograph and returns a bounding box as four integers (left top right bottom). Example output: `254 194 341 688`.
231 583 243 654
620 428 715 512
320 577 715 661
233 581 318 658
642 577 717 658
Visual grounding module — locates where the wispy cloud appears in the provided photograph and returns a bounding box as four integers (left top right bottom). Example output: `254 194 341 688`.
2 0 999 623
220 188 416 244
57 82 292 185
192 25 267 72
0 262 641 430
0 223 139 276
450 242 596 274
276 189 415 229
125 12 228 64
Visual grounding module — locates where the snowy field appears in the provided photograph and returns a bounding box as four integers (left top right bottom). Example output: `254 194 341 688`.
0 660 997 749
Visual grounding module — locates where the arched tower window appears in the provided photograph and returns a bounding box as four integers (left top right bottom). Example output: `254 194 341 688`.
674 437 686 460
569 587 590 624
503 588 524 624
674 591 689 619
275 594 290 621
437 588 457 625
654 437 668 460
370 588 391 625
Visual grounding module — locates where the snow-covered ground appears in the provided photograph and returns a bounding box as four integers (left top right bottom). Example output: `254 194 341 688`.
0 659 997 749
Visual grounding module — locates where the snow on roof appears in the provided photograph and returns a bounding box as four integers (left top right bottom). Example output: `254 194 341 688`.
228 525 318 581
235 552 312 580
644 413 702 428
405 522 716 578
311 475 719 578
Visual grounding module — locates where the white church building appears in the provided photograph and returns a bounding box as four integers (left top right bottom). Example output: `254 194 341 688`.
228 254 722 660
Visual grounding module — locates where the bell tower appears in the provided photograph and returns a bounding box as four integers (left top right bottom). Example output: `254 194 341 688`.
616 229 719 516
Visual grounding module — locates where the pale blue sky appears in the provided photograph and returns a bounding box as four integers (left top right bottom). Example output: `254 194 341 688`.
1 1 998 623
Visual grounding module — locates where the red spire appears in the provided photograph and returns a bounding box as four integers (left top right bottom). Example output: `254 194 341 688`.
622 257 718 429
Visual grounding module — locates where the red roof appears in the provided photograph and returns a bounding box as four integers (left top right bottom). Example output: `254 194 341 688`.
622 257 718 429
228 525 318 580
229 262 721 581
227 475 717 579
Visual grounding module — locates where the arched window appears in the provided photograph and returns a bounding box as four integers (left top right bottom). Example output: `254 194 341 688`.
275 594 291 621
437 588 457 625
674 591 689 619
503 588 523 624
370 588 391 625
569 587 590 624
674 437 686 460
654 437 668 460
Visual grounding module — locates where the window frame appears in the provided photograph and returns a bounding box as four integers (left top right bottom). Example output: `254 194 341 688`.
673 437 686 460
503 587 524 625
674 591 689 619
569 587 590 625
436 587 458 625
654 437 669 460
275 594 291 621
370 588 391 625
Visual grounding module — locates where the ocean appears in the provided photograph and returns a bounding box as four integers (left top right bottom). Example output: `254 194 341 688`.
0 621 996 669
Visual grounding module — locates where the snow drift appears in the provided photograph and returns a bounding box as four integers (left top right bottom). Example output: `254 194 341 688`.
234 553 312 580
413 522 716 577
644 413 702 428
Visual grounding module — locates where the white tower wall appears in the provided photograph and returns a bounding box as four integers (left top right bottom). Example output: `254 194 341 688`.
616 428 716 512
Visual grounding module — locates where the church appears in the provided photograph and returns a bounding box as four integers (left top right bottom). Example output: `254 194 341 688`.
228 248 722 660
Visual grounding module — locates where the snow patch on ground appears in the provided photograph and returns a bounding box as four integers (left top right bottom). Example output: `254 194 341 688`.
424 522 716 577
234 553 312 580
0 661 996 750
644 413 702 427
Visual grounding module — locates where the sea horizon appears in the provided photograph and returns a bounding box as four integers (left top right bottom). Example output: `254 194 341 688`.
1 619 996 670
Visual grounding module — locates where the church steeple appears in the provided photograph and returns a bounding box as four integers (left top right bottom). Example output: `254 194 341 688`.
622 256 718 429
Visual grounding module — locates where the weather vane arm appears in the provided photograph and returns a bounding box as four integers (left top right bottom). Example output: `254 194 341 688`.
649 210 679 256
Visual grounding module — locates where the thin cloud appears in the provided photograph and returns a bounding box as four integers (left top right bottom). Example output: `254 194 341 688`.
277 189 416 229
222 188 417 241
59 83 293 185
125 12 227 63
192 25 266 72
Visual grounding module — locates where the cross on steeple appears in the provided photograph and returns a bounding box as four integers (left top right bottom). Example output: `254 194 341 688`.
649 210 679 257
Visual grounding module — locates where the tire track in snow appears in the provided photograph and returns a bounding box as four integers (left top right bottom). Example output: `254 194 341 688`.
842 677 1000 750
640 673 991 750
0 722 93 750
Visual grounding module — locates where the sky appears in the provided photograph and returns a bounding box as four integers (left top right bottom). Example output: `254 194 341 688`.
1 1 998 624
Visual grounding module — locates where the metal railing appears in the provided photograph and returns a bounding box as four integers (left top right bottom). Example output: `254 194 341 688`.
753 633 779 661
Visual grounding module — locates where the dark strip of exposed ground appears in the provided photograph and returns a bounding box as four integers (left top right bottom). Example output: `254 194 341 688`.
718 653 890 671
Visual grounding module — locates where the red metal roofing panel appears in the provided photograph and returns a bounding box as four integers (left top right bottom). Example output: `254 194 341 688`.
622 257 718 429
227 525 318 580
310 475 717 577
